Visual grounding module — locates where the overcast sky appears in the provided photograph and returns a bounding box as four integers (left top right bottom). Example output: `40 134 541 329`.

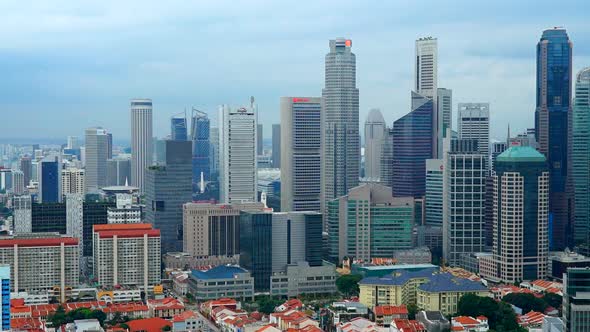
1 0 589 143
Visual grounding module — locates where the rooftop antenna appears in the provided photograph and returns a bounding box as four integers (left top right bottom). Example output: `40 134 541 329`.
250 96 255 109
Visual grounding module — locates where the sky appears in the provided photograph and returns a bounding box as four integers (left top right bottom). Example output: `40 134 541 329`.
1 0 589 144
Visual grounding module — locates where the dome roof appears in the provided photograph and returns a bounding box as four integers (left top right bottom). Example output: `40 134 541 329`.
366 108 385 123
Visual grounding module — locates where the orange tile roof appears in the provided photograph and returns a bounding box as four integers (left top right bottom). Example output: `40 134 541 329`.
93 223 153 231
374 305 408 316
518 311 545 326
147 297 185 310
0 237 78 247
173 310 198 322
392 319 425 332
127 318 172 332
11 317 44 332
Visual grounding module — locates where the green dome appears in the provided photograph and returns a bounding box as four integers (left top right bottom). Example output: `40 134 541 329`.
496 146 546 162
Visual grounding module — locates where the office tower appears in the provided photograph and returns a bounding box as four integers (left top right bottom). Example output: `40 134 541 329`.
271 212 323 270
93 224 161 294
79 146 86 166
61 168 85 197
322 38 360 205
190 110 210 188
437 88 453 134
0 265 9 331
131 99 153 192
415 37 439 157
11 170 24 195
39 158 60 203
458 103 490 159
327 183 414 262
153 138 167 164
107 194 142 224
534 28 573 251
0 234 79 303
239 211 273 291
490 147 549 282
392 92 434 198
364 109 387 180
442 139 487 266
145 140 192 253
219 104 257 203
66 193 84 264
171 113 188 141
491 141 508 172
19 156 32 186
272 124 281 169
425 159 443 226
67 136 79 150
380 128 394 188
182 202 265 264
563 268 590 331
210 127 220 182
12 195 32 233
573 67 590 248
484 176 495 248
107 132 113 159
0 169 12 193
257 124 263 155
106 158 131 186
280 97 322 212
82 201 115 257
84 127 109 193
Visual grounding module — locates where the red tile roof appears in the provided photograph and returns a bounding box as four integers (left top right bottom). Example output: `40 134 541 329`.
147 297 185 310
172 310 198 322
10 317 44 332
93 223 153 231
392 319 425 332
374 305 408 316
127 318 172 332
453 316 481 326
0 237 78 247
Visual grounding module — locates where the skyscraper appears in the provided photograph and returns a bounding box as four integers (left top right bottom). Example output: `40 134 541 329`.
364 109 387 180
425 159 444 226
257 124 263 156
416 37 439 157
171 113 188 141
145 140 192 253
219 104 257 203
190 110 211 189
458 103 490 159
573 67 590 249
534 27 573 251
392 92 434 198
491 146 549 282
131 99 153 192
84 127 108 193
61 168 85 197
280 97 322 212
322 38 360 206
39 157 60 203
107 133 113 159
380 128 394 189
563 268 590 331
272 124 281 169
210 127 220 182
106 158 131 186
437 88 453 157
19 156 32 187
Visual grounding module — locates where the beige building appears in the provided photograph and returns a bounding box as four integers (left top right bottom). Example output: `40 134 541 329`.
61 168 85 197
93 223 161 294
0 233 79 303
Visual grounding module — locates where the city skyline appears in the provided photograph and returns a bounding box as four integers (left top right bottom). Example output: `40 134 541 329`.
1 1 589 141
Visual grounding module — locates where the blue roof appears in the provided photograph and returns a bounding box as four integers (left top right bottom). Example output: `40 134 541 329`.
191 265 248 280
418 273 487 293
358 267 439 286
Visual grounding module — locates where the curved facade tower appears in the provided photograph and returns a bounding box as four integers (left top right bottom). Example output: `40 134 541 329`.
130 99 153 193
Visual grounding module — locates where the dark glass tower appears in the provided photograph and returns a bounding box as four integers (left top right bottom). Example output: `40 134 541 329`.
534 27 573 250
171 115 188 141
239 211 273 292
392 91 434 197
40 159 60 203
190 110 210 191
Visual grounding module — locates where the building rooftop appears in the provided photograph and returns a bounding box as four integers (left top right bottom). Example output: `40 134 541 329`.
191 265 249 280
418 273 487 293
0 236 78 248
355 263 437 271
358 267 439 286
496 146 546 162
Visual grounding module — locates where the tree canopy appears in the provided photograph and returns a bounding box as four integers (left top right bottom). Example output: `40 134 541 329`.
457 294 522 331
336 274 362 296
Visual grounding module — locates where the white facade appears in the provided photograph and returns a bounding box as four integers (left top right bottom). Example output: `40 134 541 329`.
130 99 153 193
218 104 257 203
12 195 32 234
12 169 25 195
61 168 85 197
437 88 453 157
66 194 84 264
85 127 109 193
458 103 490 158
415 37 438 99
67 136 80 150
364 109 387 180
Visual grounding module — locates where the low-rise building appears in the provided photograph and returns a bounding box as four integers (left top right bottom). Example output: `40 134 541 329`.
64 319 104 332
416 274 488 315
127 317 172 332
270 309 320 331
172 310 214 332
270 261 337 297
415 311 450 332
393 247 432 265
147 297 185 319
389 319 426 332
276 299 304 312
325 302 371 332
373 305 408 327
188 265 254 301
517 311 546 330
336 317 383 332
451 316 489 332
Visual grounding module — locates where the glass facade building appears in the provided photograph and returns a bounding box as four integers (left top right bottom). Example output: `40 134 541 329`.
171 116 188 141
40 159 60 203
239 211 273 292
392 92 434 198
564 268 590 332
534 28 573 250
0 265 9 331
190 110 211 188
573 67 590 249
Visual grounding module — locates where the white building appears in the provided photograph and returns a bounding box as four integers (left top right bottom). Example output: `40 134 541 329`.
364 109 387 181
415 37 438 100
65 193 84 264
458 103 490 159
12 195 32 233
218 103 257 203
130 99 153 193
61 168 85 197
107 194 141 224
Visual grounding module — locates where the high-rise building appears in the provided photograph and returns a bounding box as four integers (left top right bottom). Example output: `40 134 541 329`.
415 37 438 99
380 128 394 189
327 183 414 262
458 103 490 159
0 265 9 331
84 127 109 193
219 104 257 203
210 127 220 182
280 97 322 212
65 193 84 264
131 99 153 192
442 139 487 266
437 88 453 136
107 132 113 159
392 92 434 198
534 28 573 251
171 113 188 141
425 159 443 226
39 157 60 203
19 156 32 187
107 194 141 224
61 168 85 197
257 124 263 156
93 223 161 294
145 140 192 253
563 268 590 331
190 110 210 188
573 67 590 248
271 212 323 271
491 141 508 173
364 109 387 180
106 158 131 186
13 195 32 233
239 211 273 291
272 124 281 169
322 38 360 206
67 136 79 150
491 147 549 282
11 170 24 195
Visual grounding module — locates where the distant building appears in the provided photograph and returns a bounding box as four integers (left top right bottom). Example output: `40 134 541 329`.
20 156 32 187
364 109 387 180
106 158 131 187
425 159 443 226
437 88 453 156
85 127 109 193
61 168 85 197
272 124 281 169
171 114 188 141
130 99 153 193
458 103 490 160
270 261 337 298
187 265 254 301
573 67 590 250
393 247 432 265
257 124 264 156
190 110 211 189
39 158 60 203
324 302 370 332
107 194 142 224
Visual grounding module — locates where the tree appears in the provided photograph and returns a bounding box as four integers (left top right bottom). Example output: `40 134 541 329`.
502 293 547 313
48 305 67 328
162 325 171 331
457 294 521 331
88 310 107 325
543 293 563 311
407 303 418 320
336 274 362 296
255 296 284 314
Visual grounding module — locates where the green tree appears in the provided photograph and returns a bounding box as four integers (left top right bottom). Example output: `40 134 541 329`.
407 303 418 320
542 293 563 311
457 294 520 331
255 296 284 314
336 274 362 296
88 310 107 325
48 305 67 328
162 325 171 331
502 293 547 313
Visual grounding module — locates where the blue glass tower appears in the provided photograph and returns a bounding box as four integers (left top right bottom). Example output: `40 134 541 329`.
392 91 434 197
40 159 60 203
0 265 9 331
191 110 210 190
534 27 573 250
171 115 188 141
